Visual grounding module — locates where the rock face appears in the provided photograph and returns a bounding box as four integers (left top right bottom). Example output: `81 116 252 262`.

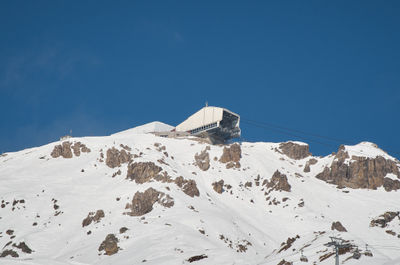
71 142 91 156
264 170 291 193
219 143 241 168
212 180 224 194
51 141 90 158
370 211 400 228
174 176 200 197
82 210 105 227
125 188 174 216
316 146 400 191
195 148 210 171
126 162 162 184
331 221 347 232
0 249 19 258
51 142 73 158
303 158 318 173
106 147 131 168
98 234 119 255
279 142 311 160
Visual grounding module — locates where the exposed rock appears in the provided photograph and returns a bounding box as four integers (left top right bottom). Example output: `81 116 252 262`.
106 147 131 168
174 176 200 197
194 149 210 171
120 144 132 151
119 227 128 234
51 141 90 158
82 210 105 227
303 158 318 173
51 142 73 158
125 188 174 216
279 142 311 160
126 162 162 184
264 170 291 193
212 180 224 194
331 221 347 232
0 249 19 258
98 234 119 255
71 142 91 156
277 259 293 265
278 235 299 253
187 254 208 263
316 147 400 190
319 253 334 262
370 211 400 228
12 242 33 254
219 143 241 168
112 169 122 178
386 230 396 236
383 177 400 191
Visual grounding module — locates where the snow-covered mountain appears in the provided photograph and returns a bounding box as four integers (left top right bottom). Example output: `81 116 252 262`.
1 122 399 265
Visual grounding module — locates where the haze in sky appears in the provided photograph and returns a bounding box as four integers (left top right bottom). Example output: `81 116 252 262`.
1 1 399 156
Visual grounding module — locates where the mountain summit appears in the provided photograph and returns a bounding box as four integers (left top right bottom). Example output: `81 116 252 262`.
0 122 399 265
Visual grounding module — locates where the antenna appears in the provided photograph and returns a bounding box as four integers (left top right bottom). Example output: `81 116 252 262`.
205 101 208 107
70 129 72 136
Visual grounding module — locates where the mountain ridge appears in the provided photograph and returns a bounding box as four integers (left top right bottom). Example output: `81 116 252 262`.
0 122 399 265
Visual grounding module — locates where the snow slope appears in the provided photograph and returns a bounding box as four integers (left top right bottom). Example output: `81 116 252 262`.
0 122 399 265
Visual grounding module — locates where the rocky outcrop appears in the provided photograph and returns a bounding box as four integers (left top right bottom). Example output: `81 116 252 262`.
174 176 200 197
51 142 73 158
71 142 91 156
126 162 162 184
219 143 241 168
279 142 311 160
12 242 32 254
82 210 105 227
51 141 90 158
264 170 291 193
212 180 224 194
98 234 119 255
278 235 300 253
106 147 131 168
331 221 347 232
303 158 318 173
195 147 210 171
316 146 400 191
0 249 19 258
125 188 174 216
187 254 208 263
370 211 399 228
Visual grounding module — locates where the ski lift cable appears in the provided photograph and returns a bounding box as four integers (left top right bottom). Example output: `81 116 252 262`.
242 118 349 144
241 120 336 148
241 118 400 158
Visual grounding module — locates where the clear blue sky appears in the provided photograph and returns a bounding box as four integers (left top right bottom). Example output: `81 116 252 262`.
1 1 399 157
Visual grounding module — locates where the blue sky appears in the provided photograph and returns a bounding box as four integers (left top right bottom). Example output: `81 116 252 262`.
1 1 399 157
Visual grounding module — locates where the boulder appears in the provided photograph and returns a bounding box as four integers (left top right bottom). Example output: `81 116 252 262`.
212 180 224 194
174 176 200 197
106 147 131 168
195 148 210 171
98 234 119 255
331 221 347 232
126 162 162 184
82 210 105 227
265 170 291 193
219 143 241 165
125 188 174 216
279 142 311 160
51 142 73 158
